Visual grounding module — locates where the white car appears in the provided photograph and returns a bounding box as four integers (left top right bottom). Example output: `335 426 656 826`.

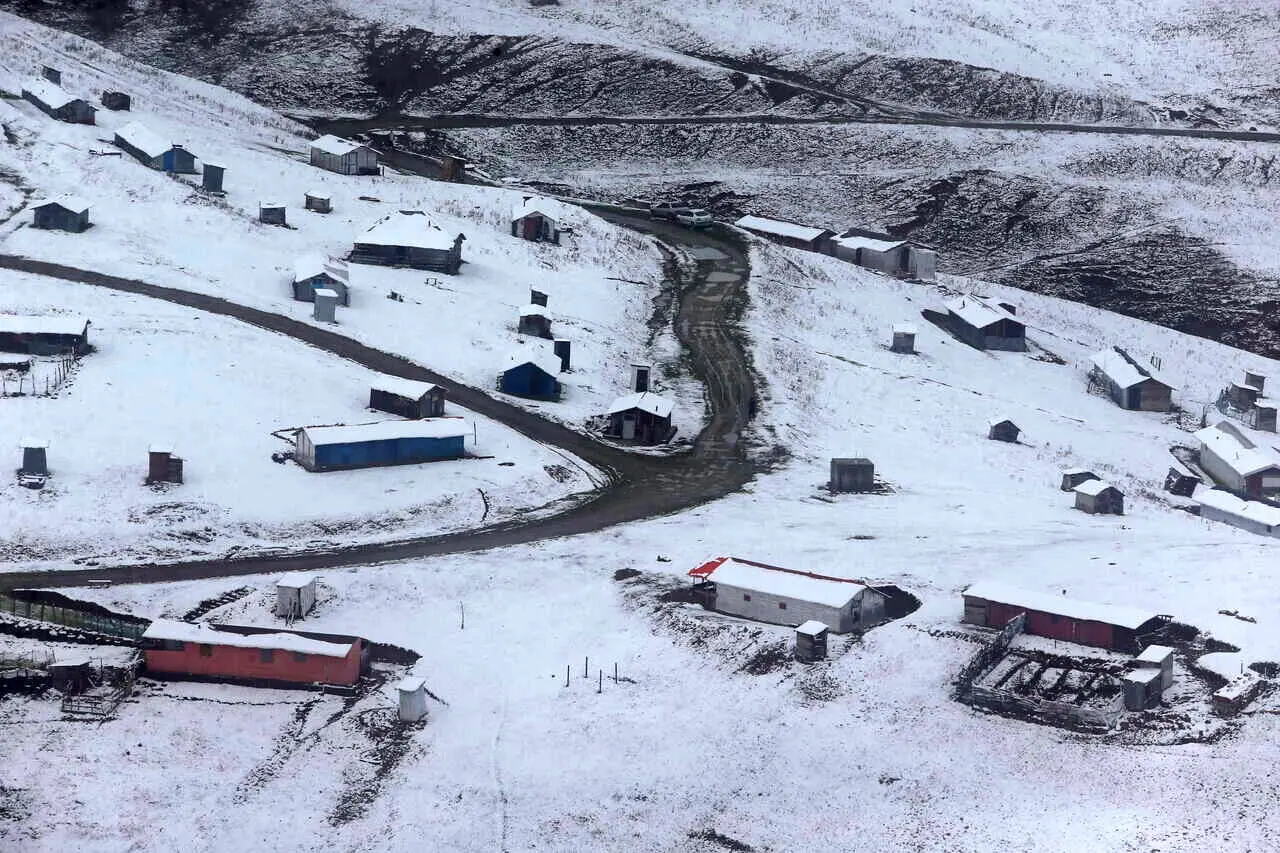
676 208 713 229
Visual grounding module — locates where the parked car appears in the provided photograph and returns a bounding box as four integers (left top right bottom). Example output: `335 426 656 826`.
676 208 713 229
649 202 690 221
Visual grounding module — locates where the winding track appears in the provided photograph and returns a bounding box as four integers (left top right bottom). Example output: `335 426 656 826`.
0 215 761 591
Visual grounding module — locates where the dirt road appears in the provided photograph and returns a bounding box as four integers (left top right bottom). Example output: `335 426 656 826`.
0 217 763 590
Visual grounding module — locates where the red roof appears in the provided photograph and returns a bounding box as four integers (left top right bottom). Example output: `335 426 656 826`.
688 555 869 586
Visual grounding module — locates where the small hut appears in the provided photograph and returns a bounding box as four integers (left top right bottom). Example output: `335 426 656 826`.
830 458 874 493
31 197 90 233
1073 480 1124 515
553 339 571 372
397 677 428 722
202 163 225 194
275 573 317 619
1060 469 1099 492
795 620 829 663
1122 669 1163 711
369 377 446 419
1254 403 1277 433
305 191 332 214
1134 645 1175 691
313 289 339 323
100 91 131 111
606 392 674 444
19 438 48 476
987 418 1020 443
629 364 652 394
146 445 184 485
259 202 286 226
891 324 917 354
517 305 552 339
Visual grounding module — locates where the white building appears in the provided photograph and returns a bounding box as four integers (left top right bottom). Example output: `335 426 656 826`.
275 573 318 619
688 556 885 633
308 135 378 175
1194 488 1280 538
1194 420 1280 499
396 676 428 722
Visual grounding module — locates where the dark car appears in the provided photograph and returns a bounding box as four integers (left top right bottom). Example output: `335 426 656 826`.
649 202 692 221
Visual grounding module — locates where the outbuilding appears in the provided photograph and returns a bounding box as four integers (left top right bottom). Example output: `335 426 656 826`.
987 417 1020 443
1194 420 1280 499
890 324 917 354
114 122 197 173
292 255 350 305
305 190 332 213
309 135 378 175
606 392 675 444
498 350 562 400
833 230 937 281
259 202 287 226
294 420 467 472
1193 488 1280 538
100 91 131 111
961 581 1167 653
275 573 318 620
1060 469 1099 492
0 316 90 356
369 376 446 419
141 619 363 688
1254 403 1278 433
20 78 96 124
1089 347 1175 412
351 211 465 273
689 556 886 634
734 215 835 253
511 197 566 243
517 305 552 339
397 677 429 722
794 620 829 663
829 458 874 493
1134 644 1175 691
944 297 1026 352
1073 479 1124 515
31 196 90 232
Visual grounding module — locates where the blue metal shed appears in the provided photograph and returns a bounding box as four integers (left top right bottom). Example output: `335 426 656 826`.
161 145 198 174
296 421 467 472
499 351 562 400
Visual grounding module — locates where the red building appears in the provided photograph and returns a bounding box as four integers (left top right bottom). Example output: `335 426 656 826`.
961 581 1167 653
141 619 364 688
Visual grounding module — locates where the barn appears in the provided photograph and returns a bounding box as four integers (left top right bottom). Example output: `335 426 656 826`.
309 135 379 175
1073 479 1124 515
31 196 90 232
498 350 562 400
1194 420 1280 500
141 619 363 688
688 556 886 634
292 254 350 305
294 420 467 472
961 581 1167 653
1089 347 1175 411
20 78 96 124
0 316 90 356
733 215 835 253
369 376 446 419
114 122 197 173
944 296 1026 352
350 211 465 273
1194 489 1280 538
606 392 675 444
511 197 566 243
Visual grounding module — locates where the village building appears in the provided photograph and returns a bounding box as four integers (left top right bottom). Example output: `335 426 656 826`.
1134 644 1175 691
114 122 197 173
1164 462 1200 497
1073 479 1124 515
1122 669 1163 711
1193 488 1280 538
309 135 378 175
961 581 1167 652
201 163 225 194
275 573 318 620
259 202 286 226
141 619 364 688
369 376 446 419
1255 403 1278 433
1089 347 1175 412
305 190 332 214
890 323 917 354
19 439 48 477
987 417 1020 443
350 211 465 273
498 349 561 400
295 420 467 472
944 296 1026 352
313 289 339 323
292 255 350 305
1060 469 1099 492
100 90 131 111
0 316 90 356
517 304 552 339
689 556 885 634
833 229 937 281
553 339 572 372
1194 420 1280 500
829 458 874 493
733 215 836 253
1213 671 1264 717
20 78 96 124
146 445 184 485
31 196 90 232
606 392 675 444
794 620 829 663
511 197 567 243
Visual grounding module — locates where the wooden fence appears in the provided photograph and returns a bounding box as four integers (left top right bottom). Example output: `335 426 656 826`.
0 592 147 641
954 612 1025 699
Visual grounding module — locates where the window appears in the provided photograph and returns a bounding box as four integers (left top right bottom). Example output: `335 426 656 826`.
743 594 752 602
161 639 185 652
259 648 275 663
199 644 213 657
778 602 788 610
293 652 309 663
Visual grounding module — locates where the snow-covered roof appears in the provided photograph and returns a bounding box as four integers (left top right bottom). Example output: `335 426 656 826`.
293 253 348 284
32 195 89 214
19 438 49 449
1073 479 1118 497
310 134 368 157
1194 489 1280 526
300 420 468 446
944 296 1020 330
519 304 550 319
962 581 1160 630
149 444 173 454
607 392 674 418
260 201 285 210
115 121 176 160
834 235 906 253
1194 422 1280 477
1062 468 1097 476
503 347 562 378
305 190 331 200
356 211 459 250
795 620 828 637
143 619 353 658
1090 348 1173 390
689 557 872 609
21 78 84 110
987 417 1017 428
892 323 917 335
276 572 316 589
1135 645 1174 663
1215 671 1260 701
734 215 832 242
396 676 426 693
512 196 574 222
370 376 439 400
0 315 88 336
314 288 339 300
1123 669 1161 685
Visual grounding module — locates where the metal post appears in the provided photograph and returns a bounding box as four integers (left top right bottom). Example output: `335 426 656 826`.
598 670 602 694
584 656 588 678
564 664 569 688
614 662 618 684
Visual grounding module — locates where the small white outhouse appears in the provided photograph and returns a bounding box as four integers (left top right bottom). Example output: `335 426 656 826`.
275 573 317 619
397 676 428 721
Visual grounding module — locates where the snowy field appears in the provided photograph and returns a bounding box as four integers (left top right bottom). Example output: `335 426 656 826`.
0 13 697 440
0 270 600 566
5 239 1280 852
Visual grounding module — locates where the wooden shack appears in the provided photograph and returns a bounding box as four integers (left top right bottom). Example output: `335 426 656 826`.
829 458 874 493
794 620 829 662
351 211 464 273
31 196 90 233
146 445 184 485
733 215 835 254
517 305 552 339
309 135 378 175
1060 469 1099 492
369 377 446 419
292 255 349 305
1073 480 1124 515
100 91 131 111
1090 347 1175 412
275 573 318 619
891 324 916 354
606 392 674 444
259 202 286 226
21 78 96 124
498 350 562 400
987 418 1021 443
944 297 1026 351
305 190 332 213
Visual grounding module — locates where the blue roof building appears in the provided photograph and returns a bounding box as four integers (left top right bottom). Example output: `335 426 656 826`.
295 420 467 472
498 350 562 400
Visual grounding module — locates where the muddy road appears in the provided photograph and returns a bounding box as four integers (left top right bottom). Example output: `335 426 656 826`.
0 216 764 591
